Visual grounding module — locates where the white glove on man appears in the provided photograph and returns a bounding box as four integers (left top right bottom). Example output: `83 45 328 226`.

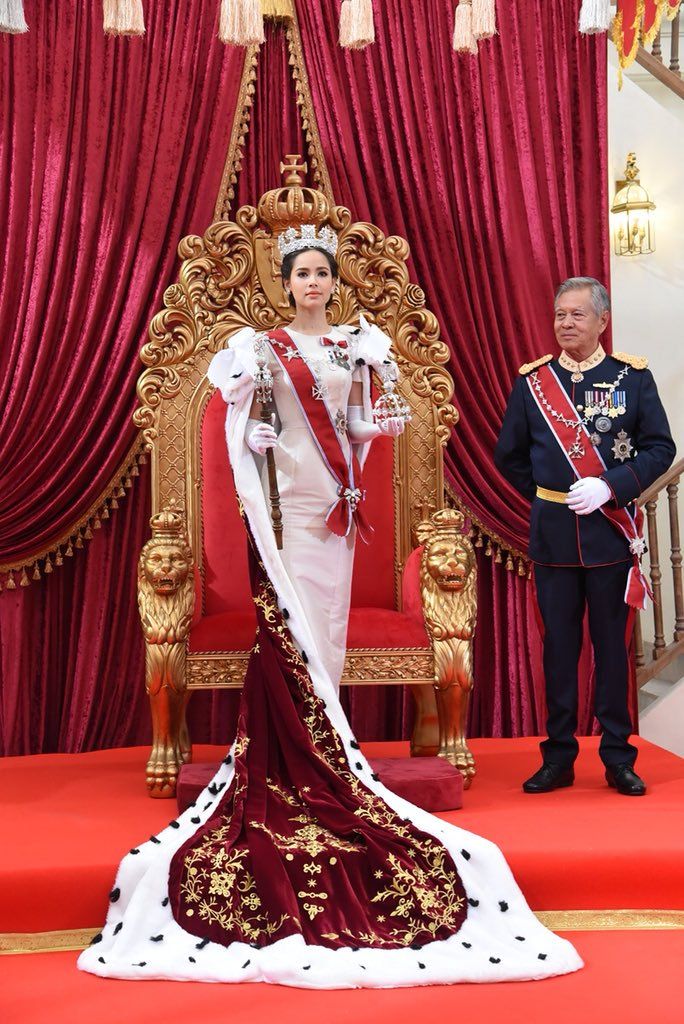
566 477 612 515
245 418 278 455
346 406 405 442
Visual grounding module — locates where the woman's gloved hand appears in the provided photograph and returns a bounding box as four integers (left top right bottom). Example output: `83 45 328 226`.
376 417 405 437
246 419 278 455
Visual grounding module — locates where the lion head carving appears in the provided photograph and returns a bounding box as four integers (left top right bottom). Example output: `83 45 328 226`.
137 510 195 645
417 509 477 642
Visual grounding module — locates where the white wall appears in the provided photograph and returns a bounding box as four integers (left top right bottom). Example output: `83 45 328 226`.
607 45 684 693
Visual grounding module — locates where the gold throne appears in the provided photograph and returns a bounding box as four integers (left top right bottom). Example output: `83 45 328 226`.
134 156 477 798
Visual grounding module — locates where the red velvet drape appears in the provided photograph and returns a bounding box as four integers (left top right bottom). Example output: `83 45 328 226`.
295 0 609 737
0 1 244 753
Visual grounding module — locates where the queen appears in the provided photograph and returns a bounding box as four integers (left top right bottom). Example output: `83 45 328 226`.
78 224 582 989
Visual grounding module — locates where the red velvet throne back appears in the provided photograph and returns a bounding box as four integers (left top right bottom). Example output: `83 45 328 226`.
190 390 429 655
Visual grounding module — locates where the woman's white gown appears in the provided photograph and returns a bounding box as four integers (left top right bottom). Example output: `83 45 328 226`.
77 322 583 989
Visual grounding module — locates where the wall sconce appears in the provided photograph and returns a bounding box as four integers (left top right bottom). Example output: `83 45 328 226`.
611 152 656 256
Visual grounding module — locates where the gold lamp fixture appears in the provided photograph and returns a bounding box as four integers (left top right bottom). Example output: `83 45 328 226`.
611 153 656 257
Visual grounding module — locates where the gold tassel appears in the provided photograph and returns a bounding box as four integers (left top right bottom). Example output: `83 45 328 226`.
472 0 497 39
19 567 30 587
65 541 74 558
474 531 484 549
101 501 110 520
517 558 527 576
130 462 139 477
340 0 375 50
219 0 264 47
0 0 28 33
93 515 102 530
103 0 145 38
6 571 16 590
55 548 64 567
110 495 119 510
138 450 148 465
74 531 84 549
44 554 54 574
505 553 514 571
485 539 492 557
453 0 477 54
494 546 502 564
84 523 94 541
32 562 41 581
124 474 132 489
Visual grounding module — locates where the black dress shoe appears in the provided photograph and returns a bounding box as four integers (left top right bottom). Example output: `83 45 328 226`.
522 763 574 793
605 763 646 796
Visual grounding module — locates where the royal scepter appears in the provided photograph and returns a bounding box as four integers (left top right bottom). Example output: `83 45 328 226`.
254 335 283 550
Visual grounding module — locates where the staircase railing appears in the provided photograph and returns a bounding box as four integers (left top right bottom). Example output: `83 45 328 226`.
634 457 684 686
635 13 684 98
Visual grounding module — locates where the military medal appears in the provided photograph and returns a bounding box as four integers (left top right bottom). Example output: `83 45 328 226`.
571 371 583 384
569 440 585 459
589 433 601 446
595 416 612 433
321 336 351 371
612 430 633 462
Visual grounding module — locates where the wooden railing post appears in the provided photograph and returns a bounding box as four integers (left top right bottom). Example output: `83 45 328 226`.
668 479 684 641
634 611 646 669
645 498 666 659
652 29 663 62
670 13 681 76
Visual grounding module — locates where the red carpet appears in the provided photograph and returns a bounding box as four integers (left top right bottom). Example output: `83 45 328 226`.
3 932 684 1024
2 737 684 935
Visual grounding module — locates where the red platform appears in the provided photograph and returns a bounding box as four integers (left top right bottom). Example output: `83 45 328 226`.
2 736 684 938
176 755 464 813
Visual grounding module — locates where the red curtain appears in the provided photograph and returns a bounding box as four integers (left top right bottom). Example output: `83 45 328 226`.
0 1 244 753
295 0 609 737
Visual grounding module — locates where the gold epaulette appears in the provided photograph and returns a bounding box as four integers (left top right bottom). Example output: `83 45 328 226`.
612 351 648 370
518 354 553 375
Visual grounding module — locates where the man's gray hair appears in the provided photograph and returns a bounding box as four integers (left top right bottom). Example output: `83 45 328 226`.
555 277 611 315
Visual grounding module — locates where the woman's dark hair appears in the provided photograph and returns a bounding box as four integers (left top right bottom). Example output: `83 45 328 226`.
281 246 339 307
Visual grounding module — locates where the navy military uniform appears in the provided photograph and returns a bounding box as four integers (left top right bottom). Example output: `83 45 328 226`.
494 346 675 768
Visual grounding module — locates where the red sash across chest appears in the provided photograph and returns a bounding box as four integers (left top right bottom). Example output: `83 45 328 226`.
528 363 650 609
267 329 372 543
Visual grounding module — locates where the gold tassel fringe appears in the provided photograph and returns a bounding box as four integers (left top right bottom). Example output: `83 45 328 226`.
446 483 531 574
219 0 265 46
103 0 145 37
453 0 478 54
0 0 28 33
0 438 145 591
472 0 497 39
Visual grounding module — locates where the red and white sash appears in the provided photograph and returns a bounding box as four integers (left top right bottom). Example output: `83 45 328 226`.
527 363 651 609
268 329 373 543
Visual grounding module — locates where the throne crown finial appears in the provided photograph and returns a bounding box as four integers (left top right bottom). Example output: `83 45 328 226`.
149 507 186 539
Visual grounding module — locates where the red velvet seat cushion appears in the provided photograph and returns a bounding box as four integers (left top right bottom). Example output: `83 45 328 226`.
189 606 430 654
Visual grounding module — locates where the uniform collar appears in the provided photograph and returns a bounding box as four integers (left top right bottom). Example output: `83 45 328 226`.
558 343 606 374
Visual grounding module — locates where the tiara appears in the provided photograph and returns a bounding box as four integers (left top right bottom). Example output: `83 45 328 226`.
277 224 338 259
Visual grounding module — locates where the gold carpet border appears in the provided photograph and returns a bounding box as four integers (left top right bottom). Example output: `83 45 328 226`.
0 435 146 590
4 911 684 954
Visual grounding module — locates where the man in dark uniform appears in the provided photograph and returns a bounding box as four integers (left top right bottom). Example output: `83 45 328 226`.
494 277 675 796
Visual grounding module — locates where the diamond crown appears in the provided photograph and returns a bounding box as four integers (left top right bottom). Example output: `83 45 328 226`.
277 224 338 260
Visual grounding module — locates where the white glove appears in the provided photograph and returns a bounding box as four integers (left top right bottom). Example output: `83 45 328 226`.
245 418 278 455
566 477 611 515
377 417 405 437
347 406 405 442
